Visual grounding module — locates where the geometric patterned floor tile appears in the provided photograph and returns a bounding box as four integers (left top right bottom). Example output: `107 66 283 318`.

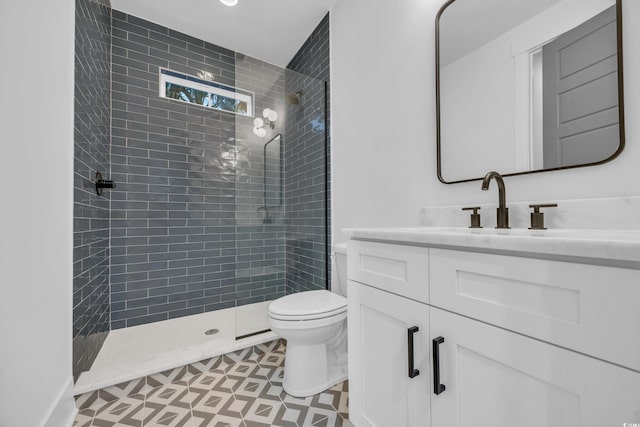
143 381 193 426
247 364 277 382
242 398 284 426
190 411 245 427
141 402 193 427
72 409 94 427
74 339 349 427
189 371 228 389
233 377 271 400
75 378 147 412
329 382 349 420
102 378 147 401
146 366 191 390
217 394 254 419
257 382 286 404
281 392 315 408
91 395 145 426
75 390 102 412
190 388 234 418
264 365 285 387
144 381 192 406
256 351 285 369
272 402 308 427
189 355 224 375
216 374 246 395
298 405 345 427
225 360 259 379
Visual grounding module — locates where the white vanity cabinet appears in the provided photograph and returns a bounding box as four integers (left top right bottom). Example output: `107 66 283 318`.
348 281 430 427
430 307 640 427
347 240 640 427
347 241 431 427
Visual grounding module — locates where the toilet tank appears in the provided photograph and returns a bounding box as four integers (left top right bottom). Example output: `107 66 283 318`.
332 242 348 297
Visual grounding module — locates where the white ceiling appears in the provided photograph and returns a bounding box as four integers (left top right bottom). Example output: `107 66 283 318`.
110 0 337 67
439 0 563 66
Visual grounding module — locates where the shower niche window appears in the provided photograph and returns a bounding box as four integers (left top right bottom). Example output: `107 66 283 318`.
159 68 255 116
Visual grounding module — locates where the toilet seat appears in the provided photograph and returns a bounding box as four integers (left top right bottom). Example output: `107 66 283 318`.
269 306 346 321
268 290 347 321
269 310 347 330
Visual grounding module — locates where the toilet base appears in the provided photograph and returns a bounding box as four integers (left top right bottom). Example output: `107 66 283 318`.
283 371 347 398
267 290 348 398
282 337 348 397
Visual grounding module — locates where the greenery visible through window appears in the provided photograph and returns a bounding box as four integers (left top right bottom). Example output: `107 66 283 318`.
159 69 253 117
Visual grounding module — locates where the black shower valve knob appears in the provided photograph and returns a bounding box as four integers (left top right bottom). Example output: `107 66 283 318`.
94 172 116 196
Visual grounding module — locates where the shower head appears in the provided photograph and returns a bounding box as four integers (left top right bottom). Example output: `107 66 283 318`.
286 91 303 105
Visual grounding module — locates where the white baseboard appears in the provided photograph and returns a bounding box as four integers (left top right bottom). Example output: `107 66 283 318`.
42 377 77 427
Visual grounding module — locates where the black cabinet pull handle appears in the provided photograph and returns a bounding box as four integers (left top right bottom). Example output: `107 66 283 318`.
408 326 420 379
433 336 446 395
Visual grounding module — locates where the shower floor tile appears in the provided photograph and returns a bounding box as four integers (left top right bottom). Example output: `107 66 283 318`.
73 342 350 427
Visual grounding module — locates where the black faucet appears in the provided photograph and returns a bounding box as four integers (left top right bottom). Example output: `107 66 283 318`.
481 171 509 229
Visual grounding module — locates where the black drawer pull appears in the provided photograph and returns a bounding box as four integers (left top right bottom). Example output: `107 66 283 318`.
408 326 420 379
433 336 446 395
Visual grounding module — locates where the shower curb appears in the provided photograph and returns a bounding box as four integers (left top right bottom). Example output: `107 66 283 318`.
74 338 285 412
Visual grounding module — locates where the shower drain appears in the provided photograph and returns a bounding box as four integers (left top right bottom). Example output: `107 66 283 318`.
204 329 220 336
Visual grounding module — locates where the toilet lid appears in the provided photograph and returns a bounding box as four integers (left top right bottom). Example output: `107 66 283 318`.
269 290 347 318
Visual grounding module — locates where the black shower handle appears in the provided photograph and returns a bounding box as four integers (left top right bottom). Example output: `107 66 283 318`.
94 172 116 196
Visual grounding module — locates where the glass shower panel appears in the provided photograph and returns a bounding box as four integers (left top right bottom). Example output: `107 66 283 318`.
282 68 328 296
233 54 287 338
233 54 328 339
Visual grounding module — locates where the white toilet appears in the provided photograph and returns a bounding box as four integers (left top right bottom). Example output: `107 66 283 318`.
268 243 348 397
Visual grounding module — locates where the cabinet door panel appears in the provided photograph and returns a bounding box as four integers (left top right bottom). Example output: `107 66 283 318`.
430 307 640 427
348 281 430 427
430 248 640 371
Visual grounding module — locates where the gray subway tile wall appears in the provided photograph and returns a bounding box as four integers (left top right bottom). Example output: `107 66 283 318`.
73 5 331 356
109 12 293 328
73 0 112 379
110 9 238 328
285 13 332 294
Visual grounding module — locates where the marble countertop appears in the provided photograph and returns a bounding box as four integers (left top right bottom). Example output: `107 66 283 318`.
343 227 640 268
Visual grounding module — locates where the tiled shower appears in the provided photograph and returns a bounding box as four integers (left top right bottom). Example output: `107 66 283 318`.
73 0 112 378
73 0 330 381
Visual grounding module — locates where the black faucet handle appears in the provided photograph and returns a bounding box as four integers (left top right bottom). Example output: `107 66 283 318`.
529 203 558 212
462 206 482 228
528 203 558 230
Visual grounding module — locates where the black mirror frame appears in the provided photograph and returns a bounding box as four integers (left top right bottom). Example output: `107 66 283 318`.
435 0 626 184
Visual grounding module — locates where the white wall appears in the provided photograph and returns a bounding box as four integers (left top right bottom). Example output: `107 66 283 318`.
0 1 76 426
331 0 434 240
331 0 639 241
